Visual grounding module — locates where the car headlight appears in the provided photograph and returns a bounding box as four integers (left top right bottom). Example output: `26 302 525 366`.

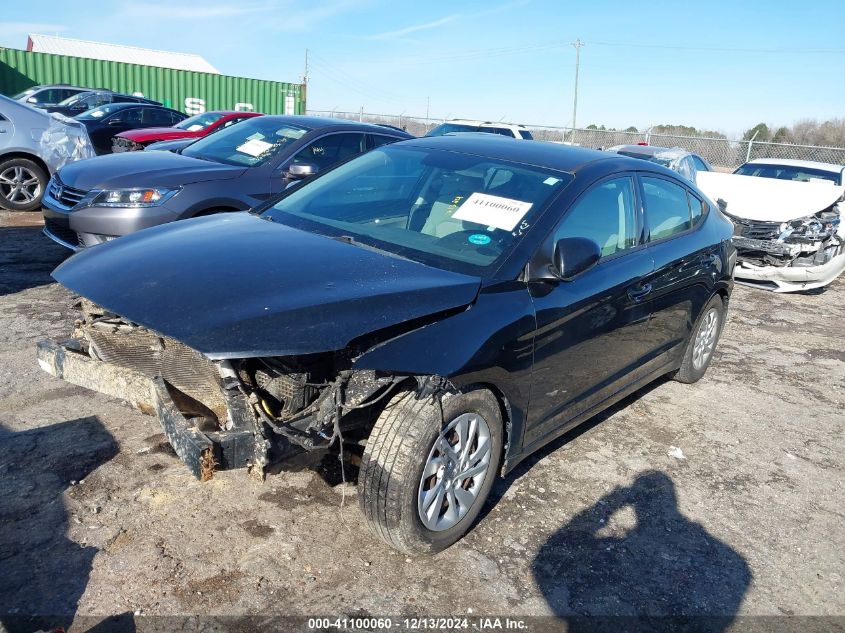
778 211 839 241
92 187 180 207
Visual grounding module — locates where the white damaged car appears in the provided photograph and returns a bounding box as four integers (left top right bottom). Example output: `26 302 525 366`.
697 159 845 292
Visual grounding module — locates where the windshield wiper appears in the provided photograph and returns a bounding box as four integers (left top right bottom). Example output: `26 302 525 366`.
330 234 414 262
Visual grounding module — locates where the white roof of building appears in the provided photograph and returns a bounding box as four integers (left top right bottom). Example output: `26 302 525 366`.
27 34 220 74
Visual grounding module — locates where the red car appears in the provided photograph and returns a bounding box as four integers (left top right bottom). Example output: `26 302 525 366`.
111 110 264 152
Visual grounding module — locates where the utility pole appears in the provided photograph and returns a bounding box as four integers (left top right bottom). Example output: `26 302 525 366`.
302 48 309 107
571 38 584 143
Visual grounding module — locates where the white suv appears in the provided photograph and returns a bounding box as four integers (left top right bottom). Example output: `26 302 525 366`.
426 119 533 140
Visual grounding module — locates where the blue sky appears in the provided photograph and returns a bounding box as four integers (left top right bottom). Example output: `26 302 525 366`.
3 0 844 135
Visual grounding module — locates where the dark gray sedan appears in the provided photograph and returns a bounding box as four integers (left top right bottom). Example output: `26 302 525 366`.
42 116 411 249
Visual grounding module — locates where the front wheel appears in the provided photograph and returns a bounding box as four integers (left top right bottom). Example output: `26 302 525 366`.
672 294 726 384
358 388 503 555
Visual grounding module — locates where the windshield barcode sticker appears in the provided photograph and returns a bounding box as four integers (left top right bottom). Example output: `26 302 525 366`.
453 192 534 231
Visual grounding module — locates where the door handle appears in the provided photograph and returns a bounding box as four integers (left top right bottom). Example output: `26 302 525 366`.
627 283 652 302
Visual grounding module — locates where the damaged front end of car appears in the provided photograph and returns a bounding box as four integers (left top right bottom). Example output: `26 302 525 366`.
697 170 845 292
726 206 845 292
37 299 445 481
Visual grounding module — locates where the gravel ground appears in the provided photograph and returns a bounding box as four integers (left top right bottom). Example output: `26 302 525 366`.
0 210 843 632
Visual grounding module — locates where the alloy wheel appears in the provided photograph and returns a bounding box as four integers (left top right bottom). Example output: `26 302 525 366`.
0 166 41 204
692 308 719 370
418 412 492 532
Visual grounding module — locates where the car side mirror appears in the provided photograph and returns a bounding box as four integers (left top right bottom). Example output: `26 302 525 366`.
554 237 601 281
285 162 319 180
26 97 37 104
107 118 124 126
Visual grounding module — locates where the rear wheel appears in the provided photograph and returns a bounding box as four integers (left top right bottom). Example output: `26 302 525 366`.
672 294 726 384
0 158 47 211
358 388 503 555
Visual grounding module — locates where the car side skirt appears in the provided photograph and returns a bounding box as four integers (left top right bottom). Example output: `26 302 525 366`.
502 351 680 475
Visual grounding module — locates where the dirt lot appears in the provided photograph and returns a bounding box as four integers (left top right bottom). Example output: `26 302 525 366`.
0 210 843 632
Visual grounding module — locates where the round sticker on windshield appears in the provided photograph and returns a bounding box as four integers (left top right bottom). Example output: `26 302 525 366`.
468 233 492 245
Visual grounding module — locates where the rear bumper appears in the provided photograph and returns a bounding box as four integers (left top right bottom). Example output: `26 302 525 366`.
734 253 845 292
36 338 258 480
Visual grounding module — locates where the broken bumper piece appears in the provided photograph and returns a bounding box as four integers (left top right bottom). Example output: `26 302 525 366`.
734 252 845 293
36 339 261 480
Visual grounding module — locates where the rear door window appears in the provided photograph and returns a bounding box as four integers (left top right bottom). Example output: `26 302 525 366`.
143 108 175 126
641 176 692 240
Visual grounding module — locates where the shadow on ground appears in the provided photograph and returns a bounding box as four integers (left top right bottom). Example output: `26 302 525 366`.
0 417 120 632
532 470 752 632
0 225 68 296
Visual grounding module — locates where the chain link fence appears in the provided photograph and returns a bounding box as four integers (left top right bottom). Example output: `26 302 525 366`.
307 110 845 171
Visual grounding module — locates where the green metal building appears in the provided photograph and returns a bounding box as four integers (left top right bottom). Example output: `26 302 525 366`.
0 47 306 115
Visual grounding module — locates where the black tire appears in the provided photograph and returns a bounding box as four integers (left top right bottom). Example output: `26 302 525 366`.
672 294 726 384
359 388 503 555
0 157 48 211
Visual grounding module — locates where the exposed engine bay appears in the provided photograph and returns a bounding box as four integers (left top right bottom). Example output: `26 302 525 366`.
726 207 843 269
58 299 440 480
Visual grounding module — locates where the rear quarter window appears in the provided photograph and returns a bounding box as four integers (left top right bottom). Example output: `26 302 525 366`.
642 176 692 240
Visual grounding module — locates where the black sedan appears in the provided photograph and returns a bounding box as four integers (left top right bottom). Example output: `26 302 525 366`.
45 90 160 118
39 135 735 554
42 116 412 249
73 102 187 155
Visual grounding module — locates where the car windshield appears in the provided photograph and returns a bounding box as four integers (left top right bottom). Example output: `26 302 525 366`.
11 87 38 99
175 112 226 132
181 118 310 166
427 123 514 138
76 103 130 120
734 163 841 185
57 91 104 107
261 145 573 276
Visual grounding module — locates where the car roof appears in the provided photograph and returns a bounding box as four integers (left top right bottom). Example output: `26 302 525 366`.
29 84 97 91
744 158 845 173
610 144 691 157
75 89 151 99
90 102 175 111
442 118 529 130
255 115 412 135
399 133 657 174
207 110 263 116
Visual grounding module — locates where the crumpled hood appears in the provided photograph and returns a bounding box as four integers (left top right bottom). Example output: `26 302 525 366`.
119 127 200 142
52 213 482 359
697 171 845 222
56 151 246 190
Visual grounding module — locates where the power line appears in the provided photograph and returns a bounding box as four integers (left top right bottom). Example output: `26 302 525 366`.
344 39 845 68
306 56 411 107
586 40 845 55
